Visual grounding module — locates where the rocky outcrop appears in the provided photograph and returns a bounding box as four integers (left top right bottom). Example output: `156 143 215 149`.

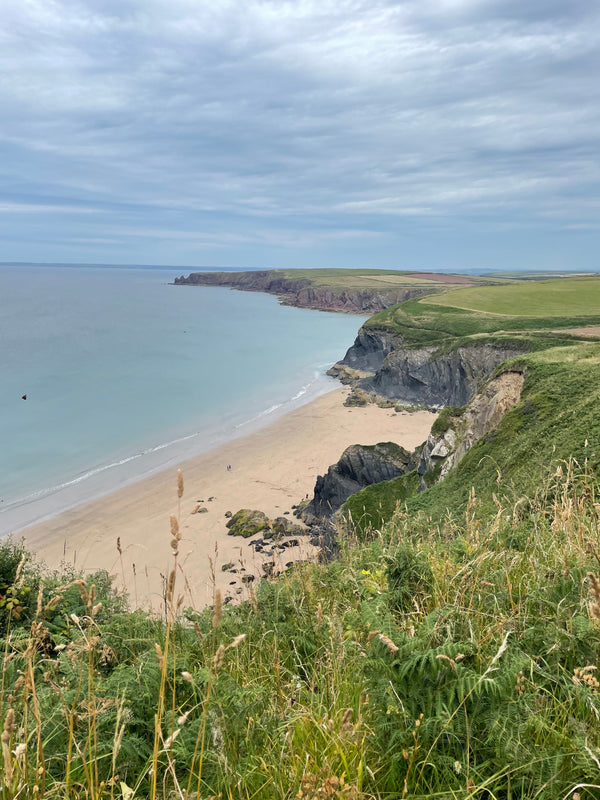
418 370 525 489
305 368 526 528
226 509 271 538
173 270 431 314
335 329 528 407
175 270 310 295
369 344 526 406
334 327 404 372
302 442 416 522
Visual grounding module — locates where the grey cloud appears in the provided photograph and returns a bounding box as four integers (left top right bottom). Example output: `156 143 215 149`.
1 0 599 266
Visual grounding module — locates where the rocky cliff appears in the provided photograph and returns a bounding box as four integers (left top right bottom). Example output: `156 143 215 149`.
302 442 416 523
333 327 528 407
173 270 431 314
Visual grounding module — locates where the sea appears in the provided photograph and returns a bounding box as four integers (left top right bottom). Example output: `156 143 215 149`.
0 265 366 536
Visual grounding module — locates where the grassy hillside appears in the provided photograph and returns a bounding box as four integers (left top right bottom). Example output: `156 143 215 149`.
426 276 600 316
365 278 600 348
2 353 600 798
276 268 498 292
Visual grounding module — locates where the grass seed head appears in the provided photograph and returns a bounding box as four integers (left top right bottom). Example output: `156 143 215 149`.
213 644 226 671
212 589 223 629
167 569 176 602
177 469 184 499
2 708 14 741
378 633 399 654
164 728 180 749
75 580 88 606
1 709 14 783
436 653 457 671
228 633 246 649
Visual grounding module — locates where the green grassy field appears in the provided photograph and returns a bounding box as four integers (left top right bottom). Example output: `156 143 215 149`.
366 286 600 349
278 268 498 292
425 276 600 316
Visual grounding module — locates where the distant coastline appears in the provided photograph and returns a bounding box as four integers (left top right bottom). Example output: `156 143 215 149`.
173 267 443 314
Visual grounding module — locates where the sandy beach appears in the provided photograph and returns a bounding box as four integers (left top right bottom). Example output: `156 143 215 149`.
22 388 436 611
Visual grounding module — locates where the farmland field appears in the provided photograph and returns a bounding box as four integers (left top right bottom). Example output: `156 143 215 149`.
424 277 600 316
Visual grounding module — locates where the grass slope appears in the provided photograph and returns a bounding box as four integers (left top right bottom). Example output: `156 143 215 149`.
426 276 600 316
366 292 600 349
410 342 600 516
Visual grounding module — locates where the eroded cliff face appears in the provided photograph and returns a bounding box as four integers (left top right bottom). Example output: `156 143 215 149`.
174 271 430 314
336 327 528 407
418 371 525 488
302 442 415 523
367 344 526 406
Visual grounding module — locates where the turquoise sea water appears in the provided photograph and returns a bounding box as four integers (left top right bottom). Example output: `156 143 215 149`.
0 266 364 535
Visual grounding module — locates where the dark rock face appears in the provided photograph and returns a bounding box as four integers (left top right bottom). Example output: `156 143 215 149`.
339 328 404 372
366 344 526 406
303 442 415 522
335 328 528 408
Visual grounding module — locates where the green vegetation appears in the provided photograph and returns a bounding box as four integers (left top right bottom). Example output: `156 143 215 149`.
277 268 498 292
343 470 421 536
2 440 600 798
225 508 271 537
342 341 600 527
366 282 600 350
426 276 600 316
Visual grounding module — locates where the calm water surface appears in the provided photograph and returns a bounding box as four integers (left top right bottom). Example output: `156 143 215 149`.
0 266 364 534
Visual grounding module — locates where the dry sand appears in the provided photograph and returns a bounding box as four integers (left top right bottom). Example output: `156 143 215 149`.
23 388 436 611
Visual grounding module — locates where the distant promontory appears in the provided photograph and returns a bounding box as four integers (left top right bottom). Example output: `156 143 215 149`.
173 268 483 314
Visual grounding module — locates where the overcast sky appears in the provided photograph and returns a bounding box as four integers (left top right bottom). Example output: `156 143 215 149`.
1 0 599 270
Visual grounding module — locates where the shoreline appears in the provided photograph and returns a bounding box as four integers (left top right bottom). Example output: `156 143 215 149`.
0 372 343 538
22 387 436 610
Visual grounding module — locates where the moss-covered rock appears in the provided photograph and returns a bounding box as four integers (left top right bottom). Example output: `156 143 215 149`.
270 517 305 537
226 509 271 538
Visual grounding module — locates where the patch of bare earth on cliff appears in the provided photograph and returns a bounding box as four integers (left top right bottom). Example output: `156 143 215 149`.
554 326 600 338
407 272 474 284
